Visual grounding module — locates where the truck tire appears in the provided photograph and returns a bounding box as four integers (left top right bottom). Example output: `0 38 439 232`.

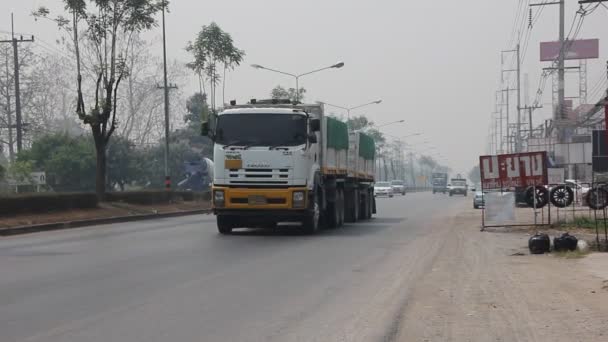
326 189 340 229
217 215 233 235
302 192 321 234
344 189 358 223
372 193 377 214
449 192 453 197
359 193 367 220
352 189 360 222
366 190 374 219
337 189 345 227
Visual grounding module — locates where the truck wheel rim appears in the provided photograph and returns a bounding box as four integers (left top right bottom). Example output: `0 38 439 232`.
313 201 320 228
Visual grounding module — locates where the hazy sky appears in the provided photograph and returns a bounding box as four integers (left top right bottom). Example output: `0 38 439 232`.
1 0 608 174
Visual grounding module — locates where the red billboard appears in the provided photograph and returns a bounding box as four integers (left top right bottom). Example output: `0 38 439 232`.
479 152 548 190
540 39 599 61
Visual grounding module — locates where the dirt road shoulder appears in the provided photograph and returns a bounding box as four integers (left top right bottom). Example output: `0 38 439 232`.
397 204 608 342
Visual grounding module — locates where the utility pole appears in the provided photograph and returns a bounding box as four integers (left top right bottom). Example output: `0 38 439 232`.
0 14 34 153
516 43 522 152
558 0 565 127
531 1 566 136
4 52 13 161
505 87 510 153
521 105 543 150
409 152 415 188
501 44 520 152
160 2 173 192
501 87 518 153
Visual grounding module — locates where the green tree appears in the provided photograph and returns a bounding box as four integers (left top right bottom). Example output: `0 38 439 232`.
107 136 139 191
34 0 166 199
270 85 306 102
186 22 245 109
8 161 34 184
17 134 96 191
137 141 203 189
346 115 385 145
184 92 210 127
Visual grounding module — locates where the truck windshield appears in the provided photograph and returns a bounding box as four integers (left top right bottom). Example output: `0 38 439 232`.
452 180 466 186
216 114 307 147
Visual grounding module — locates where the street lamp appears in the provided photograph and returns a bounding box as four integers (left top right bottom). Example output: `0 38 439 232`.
374 119 404 129
398 132 421 139
320 100 382 120
251 62 344 103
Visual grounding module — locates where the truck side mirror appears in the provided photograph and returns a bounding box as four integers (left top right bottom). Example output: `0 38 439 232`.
308 133 318 144
310 119 321 132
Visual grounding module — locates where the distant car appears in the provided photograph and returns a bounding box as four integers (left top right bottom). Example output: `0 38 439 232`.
374 182 394 197
469 184 477 192
390 180 406 195
449 179 468 196
473 191 485 209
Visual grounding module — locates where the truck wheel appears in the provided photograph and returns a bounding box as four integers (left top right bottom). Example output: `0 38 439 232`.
344 189 357 223
327 190 340 229
335 189 344 227
359 194 367 220
372 193 377 214
449 192 453 197
217 216 233 235
302 193 321 234
351 189 360 222
366 190 374 219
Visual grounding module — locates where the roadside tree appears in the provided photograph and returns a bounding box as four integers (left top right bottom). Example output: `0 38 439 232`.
34 0 166 199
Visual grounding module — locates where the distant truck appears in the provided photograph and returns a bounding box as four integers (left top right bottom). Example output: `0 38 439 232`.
449 177 468 197
202 99 377 234
432 173 448 194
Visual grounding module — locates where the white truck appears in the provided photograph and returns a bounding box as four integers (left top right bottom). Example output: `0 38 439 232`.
202 99 376 234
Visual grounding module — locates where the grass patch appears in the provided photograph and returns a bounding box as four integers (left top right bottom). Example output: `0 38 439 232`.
552 249 590 259
557 216 608 230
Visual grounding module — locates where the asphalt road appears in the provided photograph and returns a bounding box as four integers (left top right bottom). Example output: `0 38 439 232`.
0 192 469 342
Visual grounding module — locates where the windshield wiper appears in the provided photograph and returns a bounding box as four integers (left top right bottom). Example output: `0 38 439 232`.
222 141 247 149
223 141 261 150
269 135 305 150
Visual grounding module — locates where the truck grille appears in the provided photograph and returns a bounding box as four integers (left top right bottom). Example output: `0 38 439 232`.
228 168 290 184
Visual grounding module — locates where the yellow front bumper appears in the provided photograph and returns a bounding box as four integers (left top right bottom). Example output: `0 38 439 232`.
212 187 307 210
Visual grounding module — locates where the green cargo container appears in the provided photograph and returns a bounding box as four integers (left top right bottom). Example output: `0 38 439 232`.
325 117 349 150
358 132 375 160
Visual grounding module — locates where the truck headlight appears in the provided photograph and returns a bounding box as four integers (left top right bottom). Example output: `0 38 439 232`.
292 191 305 208
214 190 225 207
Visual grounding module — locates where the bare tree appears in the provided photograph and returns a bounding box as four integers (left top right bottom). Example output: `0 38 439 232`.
116 35 186 146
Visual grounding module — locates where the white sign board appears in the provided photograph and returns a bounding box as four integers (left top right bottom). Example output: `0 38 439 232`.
484 192 515 225
554 142 592 164
548 168 564 185
29 172 46 185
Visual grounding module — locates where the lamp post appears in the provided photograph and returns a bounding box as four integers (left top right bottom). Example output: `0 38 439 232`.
374 119 404 129
320 100 382 121
251 62 344 103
